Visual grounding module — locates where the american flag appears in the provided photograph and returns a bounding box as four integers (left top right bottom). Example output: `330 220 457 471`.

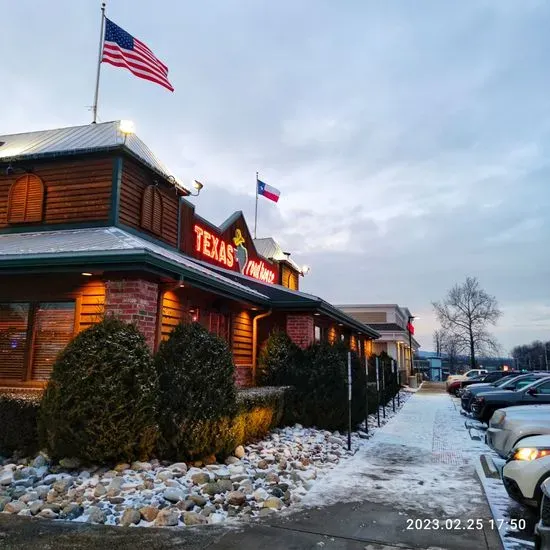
101 18 174 92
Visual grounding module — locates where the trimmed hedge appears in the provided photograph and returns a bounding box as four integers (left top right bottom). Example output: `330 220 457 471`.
155 322 237 460
0 393 41 457
39 317 159 463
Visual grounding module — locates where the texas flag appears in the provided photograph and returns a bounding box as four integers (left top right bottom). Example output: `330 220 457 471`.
257 179 281 203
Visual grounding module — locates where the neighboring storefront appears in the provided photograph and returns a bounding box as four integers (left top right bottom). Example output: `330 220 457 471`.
0 121 379 391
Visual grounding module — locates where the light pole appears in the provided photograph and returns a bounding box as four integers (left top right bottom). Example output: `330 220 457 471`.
407 315 416 376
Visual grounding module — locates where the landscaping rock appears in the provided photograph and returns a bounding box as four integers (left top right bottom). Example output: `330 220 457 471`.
234 445 245 459
32 455 47 469
120 508 141 526
86 506 106 524
256 459 268 470
140 505 159 522
226 491 246 506
189 494 207 506
154 507 179 527
177 499 195 512
38 508 59 519
163 487 186 503
157 470 174 482
131 461 152 472
169 462 188 474
94 484 107 497
202 482 221 495
253 488 269 501
218 480 233 492
224 456 240 465
107 477 123 496
62 503 83 520
53 478 72 494
4 501 25 514
0 472 13 486
114 463 130 473
191 472 210 485
183 511 207 525
263 496 283 510
29 501 43 515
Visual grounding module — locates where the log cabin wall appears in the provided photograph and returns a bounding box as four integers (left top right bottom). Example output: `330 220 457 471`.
0 157 113 229
119 158 179 247
232 311 253 367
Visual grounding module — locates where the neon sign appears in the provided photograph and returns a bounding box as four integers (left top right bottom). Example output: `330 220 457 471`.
193 224 276 284
194 225 235 268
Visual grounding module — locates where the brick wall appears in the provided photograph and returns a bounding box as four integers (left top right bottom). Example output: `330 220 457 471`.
104 279 159 349
286 314 314 349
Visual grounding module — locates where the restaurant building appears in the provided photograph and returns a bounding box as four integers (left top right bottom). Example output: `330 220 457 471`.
0 121 379 391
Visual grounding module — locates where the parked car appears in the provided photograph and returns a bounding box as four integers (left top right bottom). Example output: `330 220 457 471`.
446 369 488 391
448 375 485 397
460 370 514 390
472 377 550 423
535 478 550 550
461 373 547 413
486 405 550 458
501 434 550 509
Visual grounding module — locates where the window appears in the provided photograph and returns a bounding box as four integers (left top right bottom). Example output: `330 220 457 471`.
314 325 321 342
209 312 230 342
0 302 75 383
141 185 163 235
8 174 45 224
532 380 550 395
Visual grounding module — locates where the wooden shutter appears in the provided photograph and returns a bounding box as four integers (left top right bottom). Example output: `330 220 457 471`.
0 304 29 381
141 185 163 235
8 174 45 223
30 303 75 381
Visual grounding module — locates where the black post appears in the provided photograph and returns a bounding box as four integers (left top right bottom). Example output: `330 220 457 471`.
364 355 369 434
376 356 380 427
382 358 386 419
392 359 396 413
347 352 352 451
396 358 401 407
408 315 414 376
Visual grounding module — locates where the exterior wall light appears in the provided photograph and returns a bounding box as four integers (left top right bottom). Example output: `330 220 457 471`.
302 265 311 275
119 120 135 135
188 180 204 197
81 272 93 276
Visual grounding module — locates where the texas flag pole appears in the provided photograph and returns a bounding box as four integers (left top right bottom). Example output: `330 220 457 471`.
255 173 281 238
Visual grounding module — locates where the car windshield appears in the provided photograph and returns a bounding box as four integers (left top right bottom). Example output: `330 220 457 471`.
493 375 516 387
466 371 480 378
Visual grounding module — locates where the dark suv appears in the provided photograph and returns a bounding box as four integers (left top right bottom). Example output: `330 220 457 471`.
471 376 550 423
461 373 546 412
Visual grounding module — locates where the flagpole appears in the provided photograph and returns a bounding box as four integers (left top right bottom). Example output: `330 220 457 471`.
92 2 107 123
254 171 259 239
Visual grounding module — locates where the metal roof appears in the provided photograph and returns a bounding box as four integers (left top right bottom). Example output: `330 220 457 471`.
0 227 268 303
0 121 189 192
253 237 303 274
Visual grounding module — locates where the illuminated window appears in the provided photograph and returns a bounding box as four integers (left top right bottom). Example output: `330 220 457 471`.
314 325 321 342
141 185 163 235
8 174 45 224
0 302 75 383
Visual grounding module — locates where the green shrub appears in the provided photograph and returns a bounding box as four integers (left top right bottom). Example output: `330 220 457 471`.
257 330 301 386
0 393 41 457
155 322 237 460
39 317 158 463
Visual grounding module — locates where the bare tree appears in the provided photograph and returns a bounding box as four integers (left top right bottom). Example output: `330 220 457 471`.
433 277 501 370
441 330 465 374
433 329 445 357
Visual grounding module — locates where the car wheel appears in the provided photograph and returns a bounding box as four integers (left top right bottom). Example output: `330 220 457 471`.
454 388 461 397
482 407 494 424
534 474 550 509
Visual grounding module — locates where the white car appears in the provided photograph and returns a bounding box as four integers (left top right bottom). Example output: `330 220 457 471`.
446 369 488 389
501 434 550 508
487 405 550 458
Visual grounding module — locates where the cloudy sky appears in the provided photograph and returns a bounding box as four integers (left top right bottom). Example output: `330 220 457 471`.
2 0 549 354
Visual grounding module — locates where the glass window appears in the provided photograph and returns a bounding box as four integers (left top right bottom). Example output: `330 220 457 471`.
314 326 321 342
31 303 75 381
0 302 75 383
209 312 230 342
533 380 550 395
515 377 536 390
0 303 29 380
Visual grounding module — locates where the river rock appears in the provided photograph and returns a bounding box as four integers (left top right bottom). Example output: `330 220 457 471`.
32 455 47 469
86 506 106 524
169 462 188 474
94 483 107 497
114 463 130 473
157 470 174 482
253 488 269 501
38 508 58 519
163 487 186 503
189 494 207 506
107 477 123 496
140 505 159 522
225 456 240 465
120 508 141 526
234 445 245 459
226 491 246 506
154 507 179 526
0 472 13 486
29 501 43 515
218 479 233 492
191 472 210 485
263 496 283 510
131 461 152 472
256 459 268 470
202 482 221 495
183 511 207 525
209 512 225 524
4 501 25 514
53 478 72 494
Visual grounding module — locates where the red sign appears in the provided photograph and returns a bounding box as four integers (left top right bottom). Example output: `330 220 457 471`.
193 224 276 284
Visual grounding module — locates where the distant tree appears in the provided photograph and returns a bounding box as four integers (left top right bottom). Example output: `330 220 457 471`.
441 330 465 374
512 340 550 371
433 277 501 370
433 329 445 357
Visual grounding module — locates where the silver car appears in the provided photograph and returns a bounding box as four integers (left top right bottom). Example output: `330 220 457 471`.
486 404 550 458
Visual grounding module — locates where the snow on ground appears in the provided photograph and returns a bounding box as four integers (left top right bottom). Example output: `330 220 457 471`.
0 391 411 528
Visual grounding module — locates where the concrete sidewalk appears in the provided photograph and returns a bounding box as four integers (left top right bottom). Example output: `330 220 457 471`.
0 384 502 549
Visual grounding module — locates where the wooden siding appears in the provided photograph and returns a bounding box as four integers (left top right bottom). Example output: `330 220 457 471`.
281 265 299 290
160 289 186 342
232 310 253 366
0 158 112 228
119 159 178 247
77 280 106 332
